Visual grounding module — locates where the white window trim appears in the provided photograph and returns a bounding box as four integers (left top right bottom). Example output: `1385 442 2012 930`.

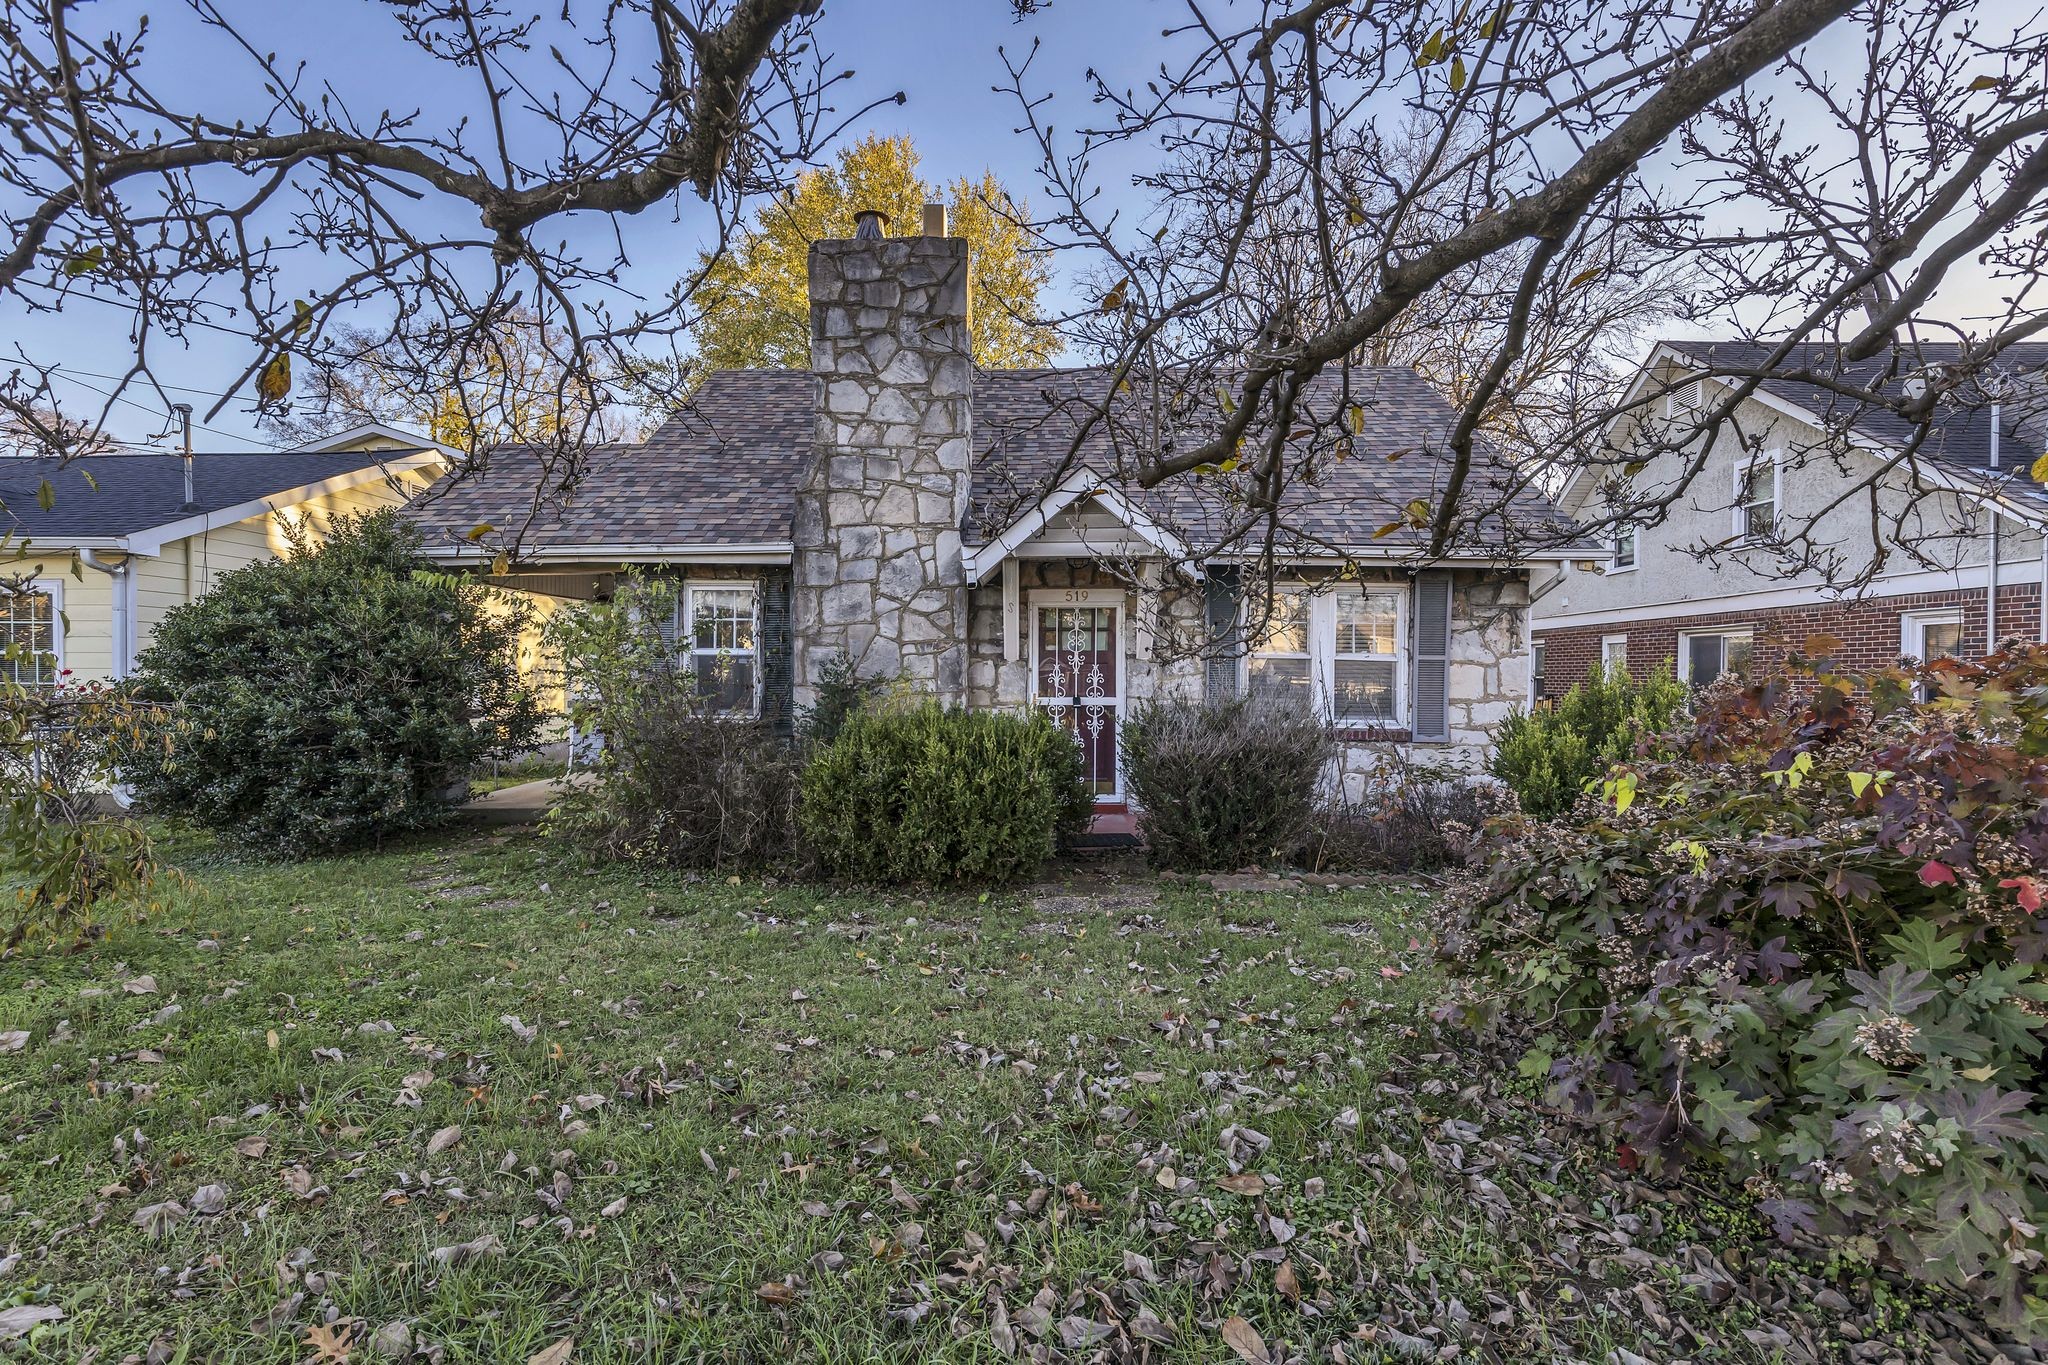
1244 582 1408 730
1606 524 1639 574
1733 450 1782 543
1900 607 1965 661
681 580 761 717
1677 626 1755 685
1600 634 1629 670
1 577 65 687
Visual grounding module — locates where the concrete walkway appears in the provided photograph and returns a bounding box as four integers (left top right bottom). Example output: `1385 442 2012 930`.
458 776 580 826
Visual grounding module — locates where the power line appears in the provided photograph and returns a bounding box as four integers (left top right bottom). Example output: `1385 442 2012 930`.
43 368 288 451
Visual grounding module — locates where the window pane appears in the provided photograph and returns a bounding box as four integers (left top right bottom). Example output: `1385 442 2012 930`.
1333 659 1396 722
1253 592 1309 654
1920 621 1963 659
691 588 756 651
1612 529 1636 567
1686 635 1724 686
1741 467 1774 536
1248 656 1311 700
1335 590 1399 655
692 651 756 713
1727 635 1753 675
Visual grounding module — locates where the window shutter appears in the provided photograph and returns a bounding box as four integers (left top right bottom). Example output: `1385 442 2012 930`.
656 574 686 653
1204 565 1242 702
759 567 795 737
1409 571 1453 741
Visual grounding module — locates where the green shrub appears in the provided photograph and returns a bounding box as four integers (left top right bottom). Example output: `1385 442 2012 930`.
799 702 1092 884
124 511 544 854
1445 644 2048 1331
1120 695 1335 871
1490 661 1686 817
544 576 798 870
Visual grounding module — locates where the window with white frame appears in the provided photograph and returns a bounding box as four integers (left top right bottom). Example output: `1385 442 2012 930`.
1247 588 1313 703
1608 524 1638 572
1901 608 1965 699
683 582 759 715
0 585 59 689
1679 628 1753 688
1734 454 1779 541
1601 634 1629 672
1247 584 1405 727
1332 586 1403 724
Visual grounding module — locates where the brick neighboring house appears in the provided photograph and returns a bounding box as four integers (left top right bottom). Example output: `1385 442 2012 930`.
406 213 1575 812
1533 340 2048 695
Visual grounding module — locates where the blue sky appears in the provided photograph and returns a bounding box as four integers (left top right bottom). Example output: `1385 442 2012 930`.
2 1 2017 453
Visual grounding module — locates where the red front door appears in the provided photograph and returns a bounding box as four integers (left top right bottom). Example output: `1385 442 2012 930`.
1035 604 1120 800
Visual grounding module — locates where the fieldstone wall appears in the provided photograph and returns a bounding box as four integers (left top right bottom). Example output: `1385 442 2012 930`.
793 235 973 706
964 560 1207 710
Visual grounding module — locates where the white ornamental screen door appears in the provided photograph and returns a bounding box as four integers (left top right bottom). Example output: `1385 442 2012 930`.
1031 591 1122 801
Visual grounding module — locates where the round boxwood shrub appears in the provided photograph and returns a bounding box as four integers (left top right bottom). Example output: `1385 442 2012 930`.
125 510 544 854
798 701 1093 884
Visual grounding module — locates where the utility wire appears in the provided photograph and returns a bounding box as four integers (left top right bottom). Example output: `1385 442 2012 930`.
43 368 288 451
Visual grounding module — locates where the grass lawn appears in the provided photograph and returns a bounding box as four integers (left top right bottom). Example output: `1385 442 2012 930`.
0 829 1994 1362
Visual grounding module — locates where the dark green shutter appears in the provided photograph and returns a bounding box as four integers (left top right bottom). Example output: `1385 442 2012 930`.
1204 564 1242 702
1410 571 1452 741
759 566 794 737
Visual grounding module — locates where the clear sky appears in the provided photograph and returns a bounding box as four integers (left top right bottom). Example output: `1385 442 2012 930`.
1 0 2016 453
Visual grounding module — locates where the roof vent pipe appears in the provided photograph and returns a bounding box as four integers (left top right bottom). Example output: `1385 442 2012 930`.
852 208 889 241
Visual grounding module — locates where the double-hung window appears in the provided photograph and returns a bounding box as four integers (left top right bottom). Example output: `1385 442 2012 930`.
1901 609 1965 700
0 585 59 689
1331 586 1403 724
1608 525 1638 572
1735 454 1779 542
1247 584 1406 728
683 583 759 715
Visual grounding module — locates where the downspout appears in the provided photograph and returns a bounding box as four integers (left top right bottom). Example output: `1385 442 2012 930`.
1988 404 2001 652
78 548 133 680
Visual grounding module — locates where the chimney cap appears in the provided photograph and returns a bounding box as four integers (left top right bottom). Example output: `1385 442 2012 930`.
853 208 890 240
921 202 948 237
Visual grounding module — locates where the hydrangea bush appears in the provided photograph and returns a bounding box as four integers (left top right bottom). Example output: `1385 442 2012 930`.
1444 639 2048 1329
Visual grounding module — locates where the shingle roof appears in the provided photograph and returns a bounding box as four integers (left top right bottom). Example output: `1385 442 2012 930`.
0 450 430 542
1660 339 2048 504
405 365 1569 559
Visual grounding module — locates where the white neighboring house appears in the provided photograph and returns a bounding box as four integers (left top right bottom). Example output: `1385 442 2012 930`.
2 423 454 687
1531 340 2048 695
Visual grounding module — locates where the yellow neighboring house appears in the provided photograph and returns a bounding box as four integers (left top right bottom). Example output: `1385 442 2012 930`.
2 423 451 685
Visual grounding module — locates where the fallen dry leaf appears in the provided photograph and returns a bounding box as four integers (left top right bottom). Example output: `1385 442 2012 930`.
755 1282 799 1305
527 1337 574 1365
0 1304 63 1340
1221 1314 1269 1364
426 1124 463 1157
1215 1173 1265 1196
427 1233 505 1267
303 1320 355 1362
1275 1258 1300 1304
0 1031 27 1055
235 1135 269 1159
122 974 159 995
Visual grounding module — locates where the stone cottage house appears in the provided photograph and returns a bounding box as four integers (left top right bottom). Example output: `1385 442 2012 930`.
409 215 1573 808
1533 340 2048 694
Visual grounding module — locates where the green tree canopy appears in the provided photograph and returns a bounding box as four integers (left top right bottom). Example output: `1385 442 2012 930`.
692 135 1058 372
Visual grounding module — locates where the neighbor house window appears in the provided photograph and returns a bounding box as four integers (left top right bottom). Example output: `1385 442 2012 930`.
1680 628 1753 687
1247 588 1313 702
1735 455 1779 541
1901 609 1965 700
1609 525 1638 572
684 582 759 715
0 586 58 689
1247 583 1406 727
1601 634 1629 672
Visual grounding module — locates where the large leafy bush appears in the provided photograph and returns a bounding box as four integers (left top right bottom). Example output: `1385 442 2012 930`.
799 702 1092 884
1445 642 2048 1329
545 576 798 870
125 511 544 854
1490 661 1687 817
1120 695 1335 871
1299 750 1511 874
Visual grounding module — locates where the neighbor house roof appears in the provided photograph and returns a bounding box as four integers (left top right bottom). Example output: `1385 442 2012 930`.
0 449 442 554
407 366 1575 565
1658 339 2048 479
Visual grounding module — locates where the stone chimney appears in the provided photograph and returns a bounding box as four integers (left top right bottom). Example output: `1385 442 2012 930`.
792 215 972 704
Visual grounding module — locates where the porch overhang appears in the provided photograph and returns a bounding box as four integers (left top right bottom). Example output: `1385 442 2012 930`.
963 473 1191 586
